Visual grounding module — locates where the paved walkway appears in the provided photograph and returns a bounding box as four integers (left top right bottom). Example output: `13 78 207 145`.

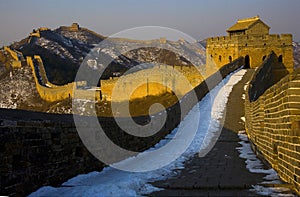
149 70 277 196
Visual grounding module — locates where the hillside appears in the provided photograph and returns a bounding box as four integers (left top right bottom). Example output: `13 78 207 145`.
10 24 205 85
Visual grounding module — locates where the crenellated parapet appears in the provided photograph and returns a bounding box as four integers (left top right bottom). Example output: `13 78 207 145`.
207 34 292 46
29 27 50 38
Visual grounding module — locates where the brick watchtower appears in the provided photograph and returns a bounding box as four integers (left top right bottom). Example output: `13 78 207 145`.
206 16 294 77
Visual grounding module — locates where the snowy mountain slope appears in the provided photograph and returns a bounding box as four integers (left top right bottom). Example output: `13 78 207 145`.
12 26 205 85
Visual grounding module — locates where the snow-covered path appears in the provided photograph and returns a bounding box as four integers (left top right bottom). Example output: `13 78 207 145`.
29 70 246 197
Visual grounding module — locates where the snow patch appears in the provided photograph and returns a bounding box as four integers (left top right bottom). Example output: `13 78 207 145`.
237 131 295 196
242 93 245 100
240 116 245 122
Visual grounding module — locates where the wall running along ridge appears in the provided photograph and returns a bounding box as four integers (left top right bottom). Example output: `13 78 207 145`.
27 55 102 102
3 46 25 68
27 56 74 102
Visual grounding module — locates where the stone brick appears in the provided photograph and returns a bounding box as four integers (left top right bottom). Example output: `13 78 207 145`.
245 53 300 194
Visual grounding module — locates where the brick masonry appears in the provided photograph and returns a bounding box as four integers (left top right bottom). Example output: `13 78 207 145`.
245 55 300 194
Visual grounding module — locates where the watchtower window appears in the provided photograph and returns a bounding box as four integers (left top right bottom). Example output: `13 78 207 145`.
219 55 222 62
262 55 266 61
229 56 232 63
278 55 283 63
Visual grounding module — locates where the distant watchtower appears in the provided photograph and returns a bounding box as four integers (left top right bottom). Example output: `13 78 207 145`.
206 16 294 75
70 23 80 31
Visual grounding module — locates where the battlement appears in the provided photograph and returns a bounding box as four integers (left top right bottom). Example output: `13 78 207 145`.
29 27 50 38
59 23 81 32
206 16 294 72
207 34 293 45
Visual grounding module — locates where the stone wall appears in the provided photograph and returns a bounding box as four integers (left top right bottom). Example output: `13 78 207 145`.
0 59 243 196
0 111 102 196
3 46 24 69
32 55 57 88
0 108 182 196
100 65 203 102
27 53 201 103
245 59 300 194
26 56 75 102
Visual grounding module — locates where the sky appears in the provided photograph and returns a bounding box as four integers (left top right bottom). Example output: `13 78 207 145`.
0 0 300 46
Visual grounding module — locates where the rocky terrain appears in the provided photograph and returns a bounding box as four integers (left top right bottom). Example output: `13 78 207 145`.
0 64 65 112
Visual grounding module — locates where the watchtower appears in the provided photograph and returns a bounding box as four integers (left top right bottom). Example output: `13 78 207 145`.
206 16 294 75
70 23 80 31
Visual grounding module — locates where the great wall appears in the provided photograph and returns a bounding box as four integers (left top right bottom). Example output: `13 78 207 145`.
1 17 300 195
245 53 300 192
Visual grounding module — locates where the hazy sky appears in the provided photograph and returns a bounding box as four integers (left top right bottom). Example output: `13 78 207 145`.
0 0 299 46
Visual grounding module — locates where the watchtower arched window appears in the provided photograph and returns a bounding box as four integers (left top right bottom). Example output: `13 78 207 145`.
219 55 222 62
262 56 266 61
229 56 232 63
278 55 283 63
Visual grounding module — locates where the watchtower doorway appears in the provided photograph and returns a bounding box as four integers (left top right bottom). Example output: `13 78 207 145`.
245 55 250 69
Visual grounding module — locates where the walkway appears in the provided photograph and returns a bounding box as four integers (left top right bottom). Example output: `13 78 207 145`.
150 70 295 196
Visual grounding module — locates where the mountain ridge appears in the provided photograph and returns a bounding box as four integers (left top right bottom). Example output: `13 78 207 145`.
0 23 206 114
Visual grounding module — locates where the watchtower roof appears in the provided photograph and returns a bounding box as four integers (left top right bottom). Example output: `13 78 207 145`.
226 16 270 32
